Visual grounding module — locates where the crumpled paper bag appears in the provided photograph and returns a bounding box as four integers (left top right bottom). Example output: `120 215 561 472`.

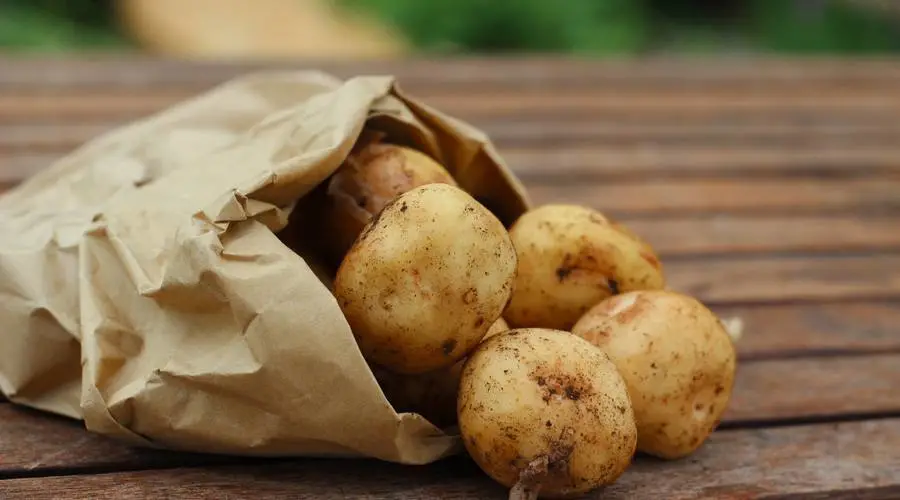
0 70 530 464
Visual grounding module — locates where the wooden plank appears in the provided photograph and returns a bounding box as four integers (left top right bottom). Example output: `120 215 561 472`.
5 121 900 152
666 253 900 304
726 354 900 424
0 158 900 218
529 178 900 216
2 56 900 89
715 301 900 359
7 147 900 185
3 90 900 121
627 215 900 256
2 352 899 478
0 406 239 479
5 159 900 217
503 148 900 179
1 418 898 499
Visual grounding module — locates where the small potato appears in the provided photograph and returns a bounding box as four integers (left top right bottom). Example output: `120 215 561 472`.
334 184 517 374
322 140 457 262
571 290 737 460
458 328 637 499
372 318 509 428
504 204 665 331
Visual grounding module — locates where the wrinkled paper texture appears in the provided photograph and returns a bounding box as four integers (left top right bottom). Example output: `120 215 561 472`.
0 71 530 463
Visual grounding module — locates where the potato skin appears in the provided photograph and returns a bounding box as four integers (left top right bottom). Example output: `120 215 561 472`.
372 318 509 428
458 328 637 498
504 204 665 331
334 183 517 374
322 142 457 263
571 290 737 459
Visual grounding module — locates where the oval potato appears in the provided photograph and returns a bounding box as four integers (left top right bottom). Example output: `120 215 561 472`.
334 183 517 374
458 328 637 498
504 204 665 331
572 290 737 459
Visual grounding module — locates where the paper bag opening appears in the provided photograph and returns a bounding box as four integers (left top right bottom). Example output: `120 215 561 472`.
0 70 530 465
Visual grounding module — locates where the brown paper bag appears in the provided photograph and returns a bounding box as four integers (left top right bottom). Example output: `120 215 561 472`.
0 70 530 464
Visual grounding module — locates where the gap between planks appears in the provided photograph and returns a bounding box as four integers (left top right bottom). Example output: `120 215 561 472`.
0 415 898 499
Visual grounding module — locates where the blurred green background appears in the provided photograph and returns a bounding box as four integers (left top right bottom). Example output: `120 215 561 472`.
2 0 900 55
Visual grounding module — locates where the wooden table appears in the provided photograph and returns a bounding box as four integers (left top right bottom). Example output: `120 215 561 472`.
1 56 900 499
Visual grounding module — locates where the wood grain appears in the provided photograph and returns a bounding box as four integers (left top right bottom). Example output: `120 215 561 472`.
627 215 900 256
1 418 898 499
1 56 899 499
712 301 900 359
6 121 900 152
726 354 900 424
4 160 900 216
0 406 239 479
7 147 900 187
3 89 900 122
665 253 900 303
1 351 898 478
529 178 900 216
3 159 899 254
503 147 900 179
2 56 900 89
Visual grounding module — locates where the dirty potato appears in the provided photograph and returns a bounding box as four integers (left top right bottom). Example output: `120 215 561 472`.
334 184 517 374
504 204 665 331
571 290 737 460
322 141 457 262
458 328 637 499
373 318 509 428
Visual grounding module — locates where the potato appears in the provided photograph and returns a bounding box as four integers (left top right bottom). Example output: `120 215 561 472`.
322 140 457 262
372 318 509 428
571 290 737 460
504 204 665 331
334 183 517 374
458 328 637 499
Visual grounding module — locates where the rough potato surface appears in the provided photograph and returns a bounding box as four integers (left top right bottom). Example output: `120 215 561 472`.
572 290 737 459
335 184 517 374
458 328 637 498
504 204 665 331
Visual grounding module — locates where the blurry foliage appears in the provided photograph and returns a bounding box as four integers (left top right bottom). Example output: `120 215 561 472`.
749 0 900 53
338 0 649 54
0 0 125 50
0 0 899 54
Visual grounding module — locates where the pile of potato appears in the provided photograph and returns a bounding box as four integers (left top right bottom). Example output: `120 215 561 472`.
318 137 738 500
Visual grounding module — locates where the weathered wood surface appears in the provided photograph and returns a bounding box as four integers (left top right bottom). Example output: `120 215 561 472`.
10 148 900 183
1 57 898 499
2 415 898 499
2 351 898 475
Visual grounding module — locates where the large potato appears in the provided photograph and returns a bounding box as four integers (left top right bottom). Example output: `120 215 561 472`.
571 290 737 459
322 140 457 262
504 204 665 331
372 318 509 428
334 183 517 374
458 328 637 499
